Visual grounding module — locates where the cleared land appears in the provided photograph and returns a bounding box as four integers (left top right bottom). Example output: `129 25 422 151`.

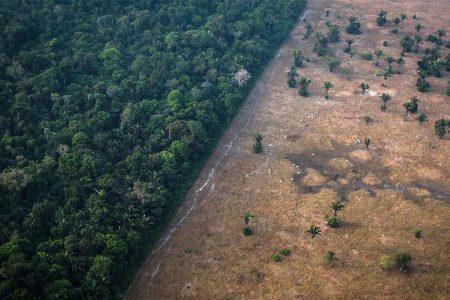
126 0 450 299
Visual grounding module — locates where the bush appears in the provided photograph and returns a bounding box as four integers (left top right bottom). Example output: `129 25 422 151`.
379 255 395 271
325 251 337 262
271 254 282 262
184 248 193 253
401 35 414 52
346 16 361 34
383 41 389 47
243 226 253 236
396 253 412 271
279 249 291 256
325 215 341 228
414 229 423 239
363 116 373 124
361 53 373 60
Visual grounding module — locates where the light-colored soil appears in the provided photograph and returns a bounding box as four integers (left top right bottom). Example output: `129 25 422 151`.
125 0 450 299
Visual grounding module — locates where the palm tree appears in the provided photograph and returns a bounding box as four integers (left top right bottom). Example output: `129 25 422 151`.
299 77 312 97
287 66 298 88
385 55 395 72
364 138 371 148
414 23 423 34
437 29 446 46
323 81 334 99
393 17 401 29
417 112 427 125
396 253 412 271
374 49 384 66
307 224 321 238
381 68 391 87
344 38 353 52
396 57 405 74
414 34 422 53
380 93 391 104
400 12 407 22
359 82 369 95
331 200 344 217
253 133 263 153
243 212 254 225
326 56 340 72
293 50 304 67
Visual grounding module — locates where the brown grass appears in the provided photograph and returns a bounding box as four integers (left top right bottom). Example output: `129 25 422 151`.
125 0 450 299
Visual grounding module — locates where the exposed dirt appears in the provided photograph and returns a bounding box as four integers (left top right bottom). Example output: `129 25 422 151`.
125 0 450 299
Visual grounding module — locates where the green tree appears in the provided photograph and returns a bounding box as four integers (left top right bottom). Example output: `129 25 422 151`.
346 16 361 34
435 119 449 138
381 68 392 87
417 112 427 125
401 35 414 52
253 133 264 153
306 224 321 238
414 34 423 53
359 82 369 95
323 81 334 99
293 50 304 67
396 253 412 271
376 11 388 26
287 66 298 88
299 77 312 97
374 49 384 66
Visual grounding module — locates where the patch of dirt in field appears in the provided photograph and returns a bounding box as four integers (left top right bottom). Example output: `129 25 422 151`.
125 0 450 299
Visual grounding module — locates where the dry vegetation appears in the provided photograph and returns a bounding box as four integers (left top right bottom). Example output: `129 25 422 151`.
126 0 450 299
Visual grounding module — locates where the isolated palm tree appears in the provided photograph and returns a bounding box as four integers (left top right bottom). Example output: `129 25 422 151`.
374 49 384 66
396 57 405 73
381 68 392 87
307 224 321 239
299 77 312 97
385 55 395 72
323 81 334 99
414 34 422 53
331 200 344 217
380 93 391 104
400 12 407 22
359 82 369 95
414 23 423 34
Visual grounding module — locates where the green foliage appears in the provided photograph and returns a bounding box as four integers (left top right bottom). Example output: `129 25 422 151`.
396 253 413 271
361 53 373 61
304 23 314 39
325 251 337 262
327 24 341 42
359 82 370 95
414 229 423 239
279 249 291 256
435 119 450 138
325 56 341 72
417 113 428 125
287 66 298 88
346 16 361 34
363 116 373 124
243 226 253 236
244 212 255 225
0 0 309 298
293 50 304 67
306 224 321 238
325 215 341 228
313 32 329 56
376 11 388 26
299 77 312 97
401 35 414 52
374 49 384 66
379 255 395 271
184 248 193 253
383 41 389 47
323 81 334 99
271 254 282 262
253 133 264 154
364 138 372 148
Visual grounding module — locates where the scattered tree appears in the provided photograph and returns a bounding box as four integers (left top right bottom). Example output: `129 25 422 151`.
393 16 401 29
415 23 424 34
374 49 384 66
307 224 321 238
364 138 372 148
414 34 423 53
326 56 340 72
305 23 313 39
376 11 388 26
313 32 329 56
381 68 392 87
417 112 427 125
401 35 414 53
396 253 412 271
416 70 430 92
327 24 341 42
293 50 304 67
325 251 337 262
435 119 449 138
299 77 312 97
344 38 354 53
396 57 406 73
287 66 298 88
400 12 407 22
359 82 369 95
323 81 334 99
380 93 391 111
253 133 263 153
414 229 423 239
346 15 361 34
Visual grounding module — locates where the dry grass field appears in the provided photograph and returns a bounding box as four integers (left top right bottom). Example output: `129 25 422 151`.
125 0 450 299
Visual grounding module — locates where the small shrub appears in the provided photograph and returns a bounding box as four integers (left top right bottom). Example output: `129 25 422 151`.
363 116 373 124
243 226 253 236
325 215 341 228
412 14 417 19
271 254 282 262
364 138 372 148
253 133 263 153
414 229 423 239
184 248 193 253
383 41 389 47
379 255 395 271
391 29 398 34
279 249 291 256
360 52 373 60
396 253 412 271
325 251 337 262
417 113 427 124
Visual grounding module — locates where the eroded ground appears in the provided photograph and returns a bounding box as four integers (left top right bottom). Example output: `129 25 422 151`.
125 0 450 299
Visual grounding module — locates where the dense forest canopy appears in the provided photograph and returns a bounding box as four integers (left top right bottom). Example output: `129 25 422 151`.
0 0 307 298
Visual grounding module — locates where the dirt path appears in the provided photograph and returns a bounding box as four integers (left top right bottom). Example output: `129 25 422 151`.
125 0 450 299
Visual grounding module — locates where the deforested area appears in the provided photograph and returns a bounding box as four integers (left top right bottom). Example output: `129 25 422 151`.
0 0 307 298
